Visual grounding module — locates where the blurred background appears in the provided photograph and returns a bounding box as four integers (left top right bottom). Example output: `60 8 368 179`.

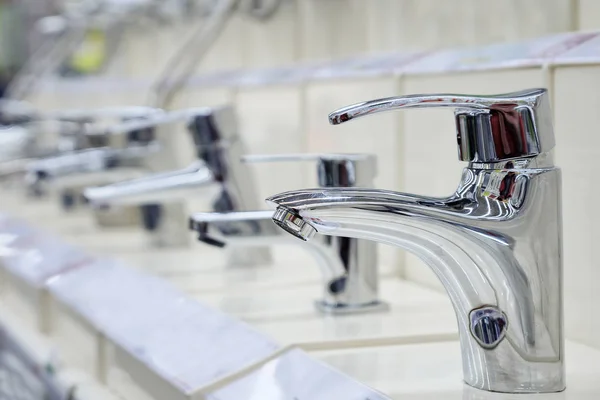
1 1 600 399
0 0 584 92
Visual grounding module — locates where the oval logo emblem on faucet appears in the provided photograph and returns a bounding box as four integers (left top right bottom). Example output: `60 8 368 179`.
469 306 508 349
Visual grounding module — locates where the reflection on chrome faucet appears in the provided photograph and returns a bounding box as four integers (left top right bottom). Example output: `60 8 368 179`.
266 89 564 394
3 107 162 198
84 106 271 263
190 153 385 314
25 144 160 197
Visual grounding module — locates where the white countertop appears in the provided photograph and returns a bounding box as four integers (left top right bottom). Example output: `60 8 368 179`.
193 278 457 349
312 340 600 399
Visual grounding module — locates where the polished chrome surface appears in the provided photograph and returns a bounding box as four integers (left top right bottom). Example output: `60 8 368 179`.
191 153 385 314
42 106 162 122
26 144 159 195
85 107 257 209
0 106 161 164
84 106 270 262
14 107 163 196
469 306 508 350
84 160 214 206
271 207 316 241
329 88 554 163
267 88 564 393
0 121 87 184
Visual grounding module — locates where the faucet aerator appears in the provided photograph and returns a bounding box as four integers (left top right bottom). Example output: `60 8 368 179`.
272 206 316 241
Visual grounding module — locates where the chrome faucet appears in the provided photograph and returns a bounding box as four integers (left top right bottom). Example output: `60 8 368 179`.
25 144 160 196
190 153 385 314
22 107 163 198
266 89 564 393
0 116 95 188
84 106 271 263
0 102 92 167
0 99 38 125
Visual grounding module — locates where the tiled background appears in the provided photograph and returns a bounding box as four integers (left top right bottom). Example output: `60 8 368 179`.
24 0 600 351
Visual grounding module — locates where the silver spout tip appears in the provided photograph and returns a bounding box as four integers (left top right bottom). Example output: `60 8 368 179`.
328 111 351 125
272 206 317 241
82 187 110 208
82 188 98 203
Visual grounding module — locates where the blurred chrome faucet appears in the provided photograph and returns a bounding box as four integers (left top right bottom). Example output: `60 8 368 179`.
190 153 385 314
266 89 564 393
0 100 76 167
84 106 271 262
22 107 162 199
0 99 38 126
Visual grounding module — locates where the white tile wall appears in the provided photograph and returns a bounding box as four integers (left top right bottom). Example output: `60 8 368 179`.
185 87 235 107
115 27 153 79
195 14 246 74
578 0 600 30
593 212 600 350
48 301 103 379
120 22 198 80
239 1 299 68
297 0 368 61
235 85 307 202
364 0 404 54
112 14 244 79
472 1 520 44
472 0 574 45
509 0 575 38
102 26 138 79
27 89 61 112
313 0 574 57
398 1 476 51
553 65 599 349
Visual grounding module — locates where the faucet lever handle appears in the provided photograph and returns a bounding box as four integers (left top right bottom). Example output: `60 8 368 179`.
242 153 376 187
329 88 554 164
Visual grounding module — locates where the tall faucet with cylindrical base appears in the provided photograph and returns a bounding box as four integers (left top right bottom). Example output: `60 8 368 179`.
266 89 564 394
190 153 385 314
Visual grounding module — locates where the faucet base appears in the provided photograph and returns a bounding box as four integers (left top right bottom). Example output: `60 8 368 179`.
314 299 390 315
465 375 566 394
463 348 565 394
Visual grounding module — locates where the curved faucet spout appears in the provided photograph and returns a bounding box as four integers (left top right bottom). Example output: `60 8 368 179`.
267 166 564 393
190 210 383 313
191 210 347 280
84 161 218 206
